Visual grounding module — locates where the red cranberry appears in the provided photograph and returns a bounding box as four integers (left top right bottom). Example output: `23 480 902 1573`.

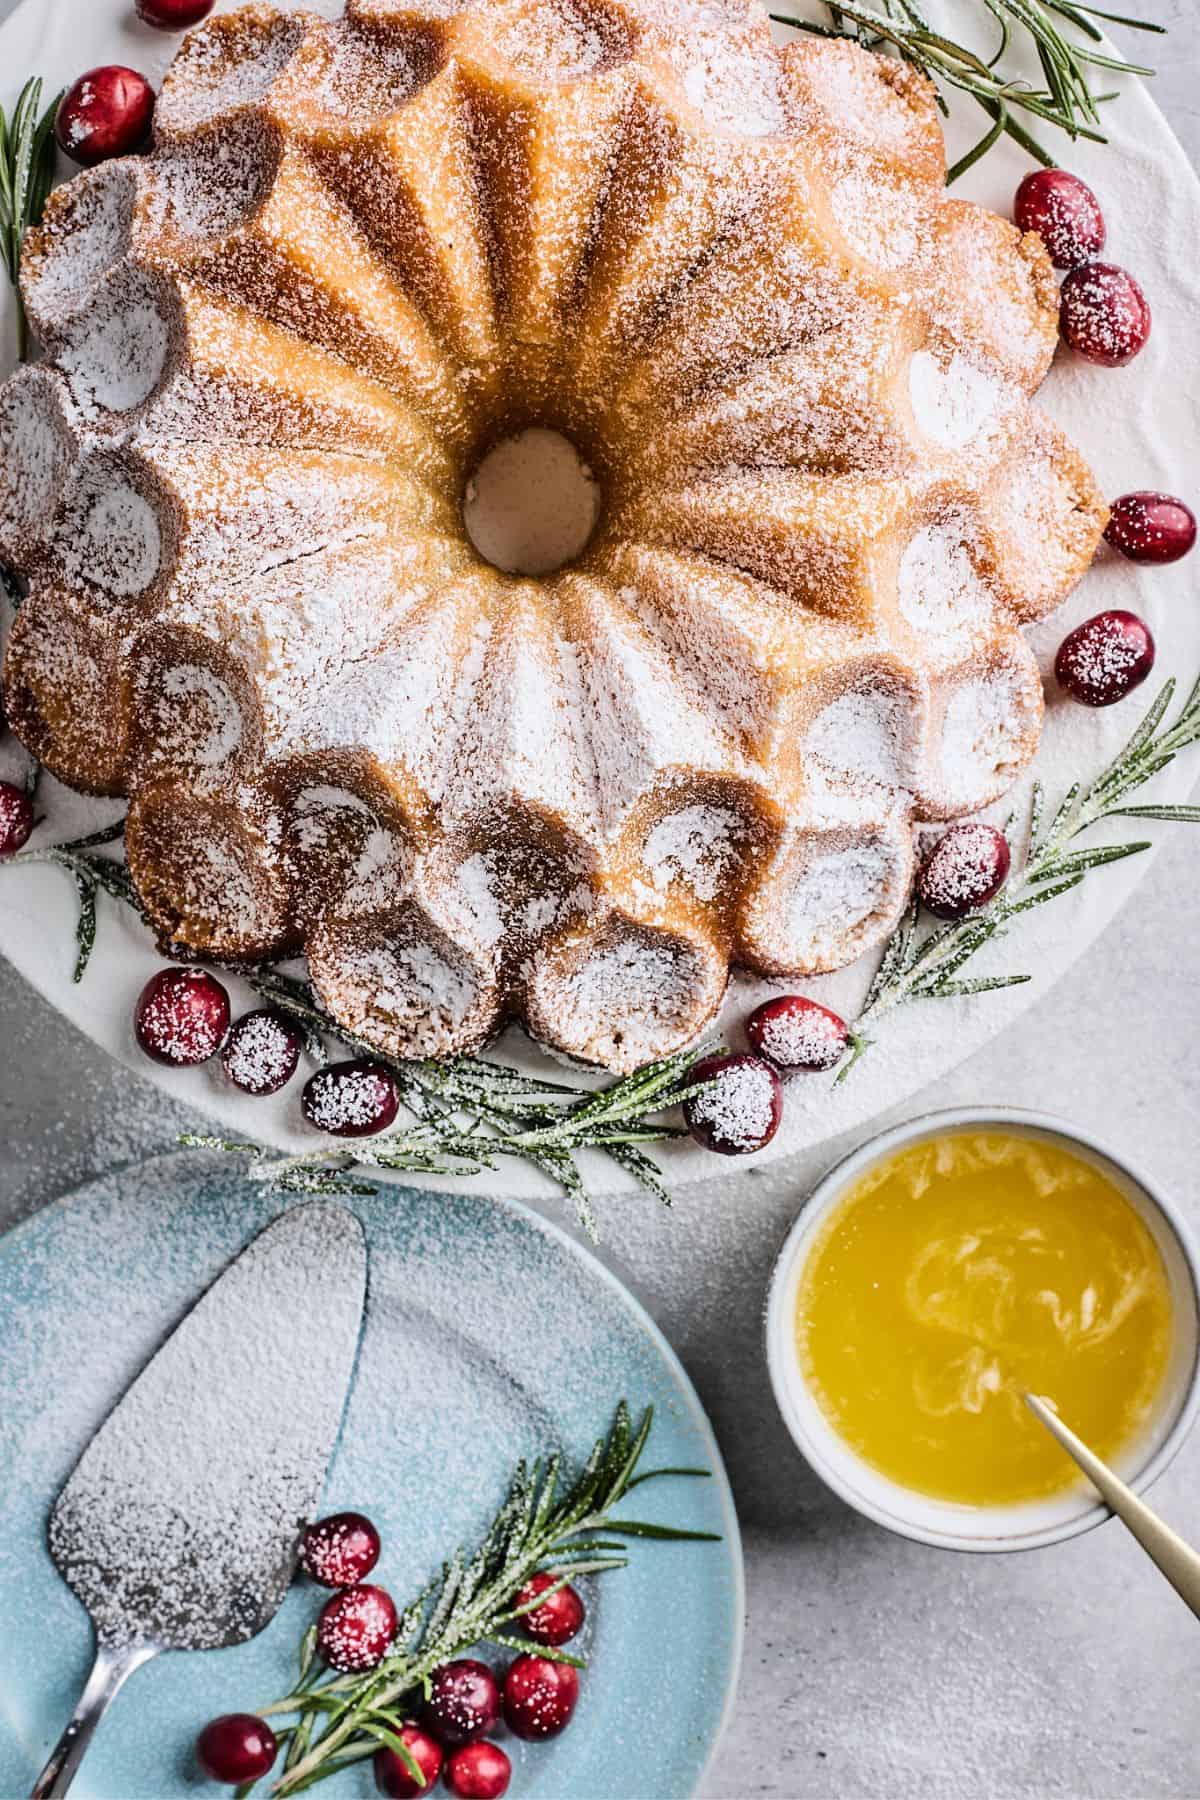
1055 609 1156 707
221 1008 304 1096
1014 169 1105 270
442 1742 511 1800
512 1572 585 1647
301 1511 382 1589
196 1714 278 1784
683 1053 782 1156
0 781 34 857
1104 491 1196 565
374 1726 443 1799
316 1583 397 1672
918 823 1011 921
1059 262 1151 366
746 996 850 1074
136 0 216 26
302 1059 400 1137
134 966 230 1066
424 1660 501 1747
56 67 155 166
502 1653 579 1741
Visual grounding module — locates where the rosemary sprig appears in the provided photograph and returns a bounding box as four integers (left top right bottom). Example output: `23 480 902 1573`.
237 1402 716 1798
220 964 712 1232
0 77 61 360
181 1031 713 1239
1 813 713 1230
771 0 1162 181
7 676 1200 1216
840 673 1200 1075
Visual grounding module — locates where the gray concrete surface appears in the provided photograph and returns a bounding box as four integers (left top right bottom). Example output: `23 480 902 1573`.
1 3 1197 1795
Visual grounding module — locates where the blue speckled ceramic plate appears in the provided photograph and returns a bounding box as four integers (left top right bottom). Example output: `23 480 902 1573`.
0 1158 742 1799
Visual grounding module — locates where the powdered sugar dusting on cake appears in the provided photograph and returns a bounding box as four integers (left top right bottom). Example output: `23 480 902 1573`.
831 171 921 270
644 805 742 901
22 162 135 334
785 843 894 962
0 372 72 549
908 350 1003 449
58 463 162 598
0 0 1106 1073
897 522 992 648
58 275 173 419
804 690 908 795
160 666 244 769
940 676 1028 801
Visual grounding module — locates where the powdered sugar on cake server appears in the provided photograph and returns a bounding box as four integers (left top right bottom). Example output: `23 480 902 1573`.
0 0 1105 1073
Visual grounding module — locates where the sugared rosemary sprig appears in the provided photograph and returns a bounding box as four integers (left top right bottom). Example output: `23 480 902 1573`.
182 1027 712 1240
7 676 1200 1217
838 673 1200 1078
0 77 61 359
771 0 1163 182
3 822 710 1231
236 1402 716 1798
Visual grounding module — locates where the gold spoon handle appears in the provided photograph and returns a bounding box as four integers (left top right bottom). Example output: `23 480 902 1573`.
1025 1393 1200 1621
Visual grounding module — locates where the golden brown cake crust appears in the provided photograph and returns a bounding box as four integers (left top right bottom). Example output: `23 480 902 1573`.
0 0 1106 1071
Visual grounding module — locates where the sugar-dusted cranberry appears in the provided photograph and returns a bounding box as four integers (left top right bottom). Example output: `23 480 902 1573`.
1105 492 1196 566
136 0 216 26
746 996 850 1075
134 966 230 1066
1014 169 1105 270
1059 262 1151 366
374 1726 443 1799
512 1572 585 1647
196 1714 278 1784
919 824 1011 922
301 1511 382 1589
1055 610 1156 707
317 1583 397 1672
683 1053 782 1156
0 781 34 857
502 1653 579 1741
442 1742 511 1800
302 1059 400 1137
221 1008 304 1096
423 1660 501 1747
56 67 155 166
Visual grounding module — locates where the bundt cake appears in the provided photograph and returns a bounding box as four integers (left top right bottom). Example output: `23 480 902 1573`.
0 0 1107 1073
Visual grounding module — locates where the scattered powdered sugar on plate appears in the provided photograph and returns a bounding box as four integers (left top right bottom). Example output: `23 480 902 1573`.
0 1159 740 1798
48 1201 366 1651
0 0 1198 1199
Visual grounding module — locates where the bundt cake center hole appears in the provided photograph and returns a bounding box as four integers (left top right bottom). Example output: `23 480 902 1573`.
462 427 601 577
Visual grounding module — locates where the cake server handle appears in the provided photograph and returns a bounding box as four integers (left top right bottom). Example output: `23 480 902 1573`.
1025 1394 1200 1620
31 1641 158 1799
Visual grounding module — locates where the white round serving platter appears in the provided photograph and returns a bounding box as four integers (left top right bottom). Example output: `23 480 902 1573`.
1 0 1199 1200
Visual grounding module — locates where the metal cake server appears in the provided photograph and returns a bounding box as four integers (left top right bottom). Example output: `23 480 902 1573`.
31 1199 368 1799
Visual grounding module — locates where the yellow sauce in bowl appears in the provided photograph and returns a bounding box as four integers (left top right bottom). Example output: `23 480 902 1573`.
796 1131 1174 1506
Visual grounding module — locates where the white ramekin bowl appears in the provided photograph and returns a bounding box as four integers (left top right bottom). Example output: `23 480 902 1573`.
765 1107 1200 1552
